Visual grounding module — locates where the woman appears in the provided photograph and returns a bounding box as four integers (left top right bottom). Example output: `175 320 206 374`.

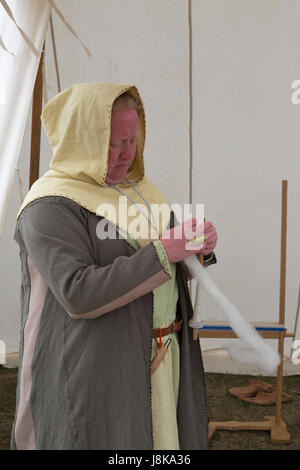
11 82 217 450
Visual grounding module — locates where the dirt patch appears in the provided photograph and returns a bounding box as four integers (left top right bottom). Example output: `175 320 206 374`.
0 366 18 450
0 366 299 450
206 373 300 450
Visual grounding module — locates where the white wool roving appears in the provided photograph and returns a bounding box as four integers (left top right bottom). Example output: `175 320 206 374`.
183 255 280 375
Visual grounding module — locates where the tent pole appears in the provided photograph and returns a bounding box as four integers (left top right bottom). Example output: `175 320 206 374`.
29 41 45 190
275 179 288 427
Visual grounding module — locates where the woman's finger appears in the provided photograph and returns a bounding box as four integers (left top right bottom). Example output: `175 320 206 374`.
206 232 217 243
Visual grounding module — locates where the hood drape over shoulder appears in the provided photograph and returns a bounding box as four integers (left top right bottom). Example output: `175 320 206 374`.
17 82 171 247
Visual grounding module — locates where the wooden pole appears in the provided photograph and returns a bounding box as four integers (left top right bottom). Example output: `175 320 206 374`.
187 0 193 300
29 41 45 189
279 180 288 325
188 0 193 207
275 179 288 427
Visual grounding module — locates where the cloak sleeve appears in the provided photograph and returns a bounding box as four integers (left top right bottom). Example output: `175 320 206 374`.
179 252 217 282
15 198 171 319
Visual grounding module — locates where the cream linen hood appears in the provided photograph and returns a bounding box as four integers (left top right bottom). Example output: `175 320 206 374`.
16 83 171 247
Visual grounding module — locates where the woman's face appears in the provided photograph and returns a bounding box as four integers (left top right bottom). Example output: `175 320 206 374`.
105 109 139 184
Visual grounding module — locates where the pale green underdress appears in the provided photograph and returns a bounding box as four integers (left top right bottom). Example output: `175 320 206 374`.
117 228 181 450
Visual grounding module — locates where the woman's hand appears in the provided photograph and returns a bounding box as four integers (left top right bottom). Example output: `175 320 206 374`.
160 218 217 263
200 221 217 256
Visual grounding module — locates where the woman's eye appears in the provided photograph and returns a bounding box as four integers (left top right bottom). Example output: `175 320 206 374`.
110 139 136 147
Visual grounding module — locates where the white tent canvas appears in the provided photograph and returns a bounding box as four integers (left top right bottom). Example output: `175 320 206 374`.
0 0 299 376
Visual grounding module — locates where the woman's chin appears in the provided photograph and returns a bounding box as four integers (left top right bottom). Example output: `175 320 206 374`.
106 170 128 184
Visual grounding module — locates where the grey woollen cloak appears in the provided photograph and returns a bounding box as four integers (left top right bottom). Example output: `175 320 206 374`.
11 196 213 450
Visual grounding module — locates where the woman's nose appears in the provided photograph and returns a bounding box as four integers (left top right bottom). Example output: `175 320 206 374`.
121 141 135 157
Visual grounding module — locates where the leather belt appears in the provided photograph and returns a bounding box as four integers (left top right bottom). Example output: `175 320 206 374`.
153 319 182 338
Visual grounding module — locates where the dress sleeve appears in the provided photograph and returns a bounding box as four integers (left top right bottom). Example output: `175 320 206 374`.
15 199 171 319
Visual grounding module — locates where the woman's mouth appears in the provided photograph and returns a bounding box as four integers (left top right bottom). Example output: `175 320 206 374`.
115 163 128 168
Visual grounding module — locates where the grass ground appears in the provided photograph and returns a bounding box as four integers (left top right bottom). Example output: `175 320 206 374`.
206 373 300 450
0 365 299 450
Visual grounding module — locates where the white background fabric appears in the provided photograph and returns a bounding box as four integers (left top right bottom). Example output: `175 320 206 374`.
0 0 299 374
0 0 50 236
